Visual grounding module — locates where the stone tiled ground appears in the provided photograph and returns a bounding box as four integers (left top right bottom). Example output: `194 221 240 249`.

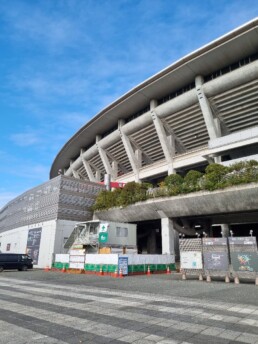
0 270 257 343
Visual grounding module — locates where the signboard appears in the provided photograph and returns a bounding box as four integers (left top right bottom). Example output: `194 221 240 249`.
69 251 85 270
230 252 258 273
118 256 128 275
99 232 108 243
203 252 229 271
26 227 42 265
180 251 203 269
99 223 109 232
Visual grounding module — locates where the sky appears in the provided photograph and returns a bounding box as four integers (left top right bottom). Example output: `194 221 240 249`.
0 0 258 209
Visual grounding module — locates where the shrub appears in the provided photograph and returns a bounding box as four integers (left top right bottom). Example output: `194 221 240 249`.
164 174 184 195
182 170 203 192
203 163 229 190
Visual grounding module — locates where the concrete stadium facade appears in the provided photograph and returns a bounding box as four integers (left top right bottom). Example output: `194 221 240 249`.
1 20 258 263
49 19 258 256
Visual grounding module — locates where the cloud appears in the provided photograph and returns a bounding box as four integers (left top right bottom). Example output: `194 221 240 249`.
10 132 39 147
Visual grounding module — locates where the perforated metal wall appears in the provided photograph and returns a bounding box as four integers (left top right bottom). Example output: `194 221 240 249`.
0 176 105 232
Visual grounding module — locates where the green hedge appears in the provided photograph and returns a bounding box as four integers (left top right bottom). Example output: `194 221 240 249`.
93 161 258 210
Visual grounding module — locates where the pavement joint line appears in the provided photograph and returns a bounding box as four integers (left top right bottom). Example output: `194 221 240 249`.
2 276 258 314
1 284 258 330
0 284 258 342
1 280 257 325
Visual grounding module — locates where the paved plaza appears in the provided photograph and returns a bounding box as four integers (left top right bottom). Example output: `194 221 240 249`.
0 271 258 343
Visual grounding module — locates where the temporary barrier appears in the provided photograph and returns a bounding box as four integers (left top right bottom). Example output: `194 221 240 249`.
53 253 175 275
179 238 203 280
229 237 258 283
203 238 230 283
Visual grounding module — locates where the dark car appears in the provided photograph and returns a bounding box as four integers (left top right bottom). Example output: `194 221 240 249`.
0 254 33 272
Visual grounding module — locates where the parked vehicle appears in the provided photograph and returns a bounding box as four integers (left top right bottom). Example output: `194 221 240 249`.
0 254 33 272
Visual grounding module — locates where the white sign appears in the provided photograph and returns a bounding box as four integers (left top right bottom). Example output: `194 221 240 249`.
181 251 203 269
69 262 84 269
69 255 85 263
99 223 109 232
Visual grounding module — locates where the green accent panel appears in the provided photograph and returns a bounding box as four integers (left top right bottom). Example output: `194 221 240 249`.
84 264 118 273
127 263 176 273
53 262 69 269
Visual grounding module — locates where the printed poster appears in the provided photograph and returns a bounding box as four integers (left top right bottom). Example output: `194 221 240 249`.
203 252 229 271
26 228 42 265
230 252 258 273
180 251 203 269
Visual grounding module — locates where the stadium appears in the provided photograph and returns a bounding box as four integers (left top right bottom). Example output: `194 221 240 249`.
1 19 258 267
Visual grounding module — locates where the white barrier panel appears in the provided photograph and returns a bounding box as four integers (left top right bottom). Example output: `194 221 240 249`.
55 253 175 266
55 254 69 263
120 254 175 265
86 254 118 265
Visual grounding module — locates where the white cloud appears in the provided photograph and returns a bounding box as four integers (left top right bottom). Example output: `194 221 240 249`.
10 132 39 147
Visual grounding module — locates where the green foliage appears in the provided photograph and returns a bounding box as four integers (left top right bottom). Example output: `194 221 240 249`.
182 170 203 192
164 174 184 195
93 160 258 211
203 163 228 190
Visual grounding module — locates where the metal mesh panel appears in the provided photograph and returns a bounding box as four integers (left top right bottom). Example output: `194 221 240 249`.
0 176 105 232
179 238 203 275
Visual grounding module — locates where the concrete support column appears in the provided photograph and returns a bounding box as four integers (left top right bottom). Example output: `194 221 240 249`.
70 161 80 179
81 154 96 182
221 224 230 238
95 170 101 182
161 218 178 258
118 119 140 182
195 76 219 140
150 100 174 175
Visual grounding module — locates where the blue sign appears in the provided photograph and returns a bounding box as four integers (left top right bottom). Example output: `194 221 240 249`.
118 257 128 275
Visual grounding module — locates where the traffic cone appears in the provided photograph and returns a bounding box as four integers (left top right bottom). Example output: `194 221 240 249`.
113 268 118 278
99 266 103 276
166 266 171 274
119 268 123 278
147 266 151 276
61 264 66 273
44 265 50 272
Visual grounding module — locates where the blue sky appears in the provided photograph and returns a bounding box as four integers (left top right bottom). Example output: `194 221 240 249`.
0 0 258 209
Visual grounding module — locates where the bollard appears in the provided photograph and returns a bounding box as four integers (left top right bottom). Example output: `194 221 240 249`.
225 274 230 283
199 273 203 281
182 271 186 280
206 274 211 283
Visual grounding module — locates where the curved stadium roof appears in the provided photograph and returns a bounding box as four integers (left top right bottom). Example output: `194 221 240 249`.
50 18 258 182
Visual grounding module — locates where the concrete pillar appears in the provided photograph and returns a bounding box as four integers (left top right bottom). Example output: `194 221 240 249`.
95 170 101 182
195 76 219 140
150 100 174 175
161 218 178 258
118 119 141 181
221 224 230 238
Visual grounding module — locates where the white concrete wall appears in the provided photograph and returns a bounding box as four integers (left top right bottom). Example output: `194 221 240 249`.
0 220 57 269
